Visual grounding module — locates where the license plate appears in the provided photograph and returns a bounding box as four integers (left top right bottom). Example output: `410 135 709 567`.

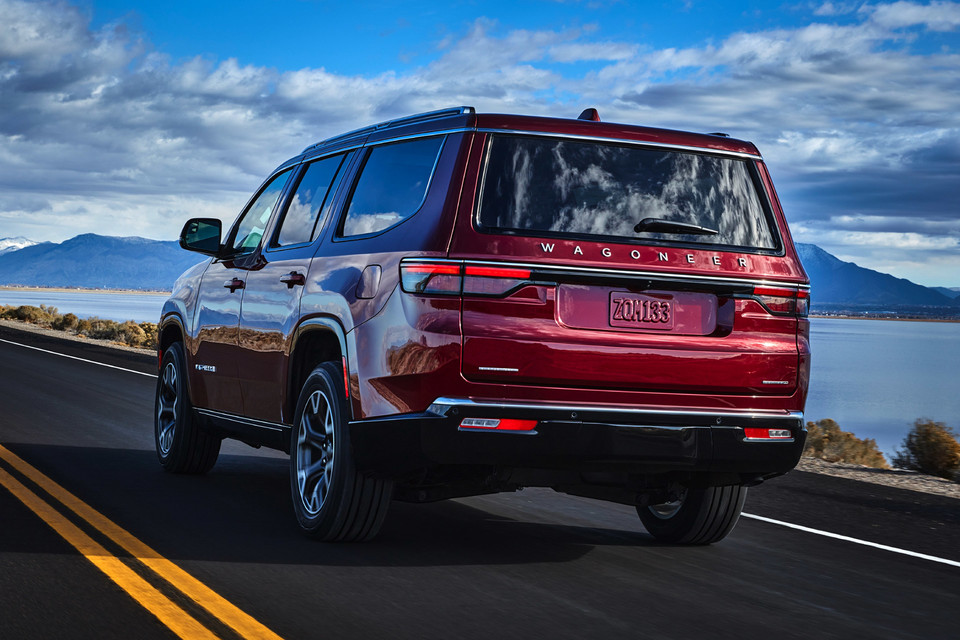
609 293 675 330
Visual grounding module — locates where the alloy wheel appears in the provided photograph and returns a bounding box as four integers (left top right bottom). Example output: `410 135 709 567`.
156 361 179 456
296 389 336 516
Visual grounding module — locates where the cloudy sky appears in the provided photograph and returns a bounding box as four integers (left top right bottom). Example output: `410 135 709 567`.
1 0 958 286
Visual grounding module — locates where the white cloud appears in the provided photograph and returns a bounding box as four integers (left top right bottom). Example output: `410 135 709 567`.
814 2 861 16
548 42 638 62
865 0 960 31
0 0 958 285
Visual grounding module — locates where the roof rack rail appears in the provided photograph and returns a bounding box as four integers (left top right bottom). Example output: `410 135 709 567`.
302 106 475 153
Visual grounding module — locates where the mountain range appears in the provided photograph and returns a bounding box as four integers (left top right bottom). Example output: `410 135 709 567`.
794 243 959 310
0 234 203 291
0 235 956 313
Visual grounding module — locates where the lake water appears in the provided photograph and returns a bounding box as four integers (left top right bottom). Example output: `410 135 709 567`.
1 289 956 457
0 289 166 323
805 318 959 457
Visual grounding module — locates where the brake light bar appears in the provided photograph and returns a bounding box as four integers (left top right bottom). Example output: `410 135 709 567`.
464 265 532 279
400 261 534 297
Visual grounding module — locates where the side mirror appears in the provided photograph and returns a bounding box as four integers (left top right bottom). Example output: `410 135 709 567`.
179 218 222 256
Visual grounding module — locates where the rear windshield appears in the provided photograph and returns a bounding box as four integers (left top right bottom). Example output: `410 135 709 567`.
477 135 780 251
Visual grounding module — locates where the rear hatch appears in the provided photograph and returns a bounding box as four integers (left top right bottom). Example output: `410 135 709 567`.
440 125 808 397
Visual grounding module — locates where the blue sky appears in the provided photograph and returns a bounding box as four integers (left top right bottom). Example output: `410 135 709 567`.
1 0 959 286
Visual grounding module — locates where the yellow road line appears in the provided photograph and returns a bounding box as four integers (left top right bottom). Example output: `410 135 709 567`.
0 467 218 640
0 445 284 640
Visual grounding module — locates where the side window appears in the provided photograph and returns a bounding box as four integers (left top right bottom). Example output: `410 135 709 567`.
339 136 444 237
228 169 293 255
273 154 345 247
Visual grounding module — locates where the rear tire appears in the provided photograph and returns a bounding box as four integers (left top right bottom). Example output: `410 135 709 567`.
290 361 392 541
154 342 221 474
637 485 747 545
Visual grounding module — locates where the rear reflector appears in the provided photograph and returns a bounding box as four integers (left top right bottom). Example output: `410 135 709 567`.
744 428 793 440
459 418 538 432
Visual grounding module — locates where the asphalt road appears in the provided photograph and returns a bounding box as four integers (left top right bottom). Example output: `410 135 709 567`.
1 323 958 640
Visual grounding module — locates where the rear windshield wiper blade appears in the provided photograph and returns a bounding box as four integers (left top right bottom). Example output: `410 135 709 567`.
633 218 719 236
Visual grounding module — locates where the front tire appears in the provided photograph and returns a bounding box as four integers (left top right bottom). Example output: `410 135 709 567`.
154 342 221 474
637 485 747 545
290 361 392 541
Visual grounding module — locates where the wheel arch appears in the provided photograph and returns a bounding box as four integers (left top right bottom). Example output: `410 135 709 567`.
288 318 351 424
158 315 186 355
157 315 195 405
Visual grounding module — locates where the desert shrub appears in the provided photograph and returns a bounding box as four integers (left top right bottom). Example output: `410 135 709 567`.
139 322 159 350
803 418 889 468
52 312 79 331
1 304 58 326
77 317 122 341
117 321 146 347
892 419 960 480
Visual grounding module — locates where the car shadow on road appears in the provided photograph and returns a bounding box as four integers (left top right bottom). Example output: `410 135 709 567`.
1 443 662 568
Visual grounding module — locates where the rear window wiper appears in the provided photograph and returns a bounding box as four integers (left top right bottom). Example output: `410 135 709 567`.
633 217 719 236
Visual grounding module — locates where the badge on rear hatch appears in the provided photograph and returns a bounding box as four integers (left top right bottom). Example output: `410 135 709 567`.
609 292 675 330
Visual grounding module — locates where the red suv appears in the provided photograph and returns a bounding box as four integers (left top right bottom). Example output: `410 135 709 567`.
156 107 810 544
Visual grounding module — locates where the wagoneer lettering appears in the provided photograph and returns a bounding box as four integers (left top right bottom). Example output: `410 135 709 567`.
157 106 810 545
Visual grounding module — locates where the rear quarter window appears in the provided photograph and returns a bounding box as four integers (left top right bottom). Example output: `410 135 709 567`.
477 135 780 252
339 136 445 237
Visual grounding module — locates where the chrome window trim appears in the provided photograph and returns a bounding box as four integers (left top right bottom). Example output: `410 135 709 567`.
302 106 474 152
302 128 470 163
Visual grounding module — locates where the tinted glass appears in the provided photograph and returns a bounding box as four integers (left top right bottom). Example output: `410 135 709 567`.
230 169 293 254
274 155 344 247
478 135 778 250
340 136 444 237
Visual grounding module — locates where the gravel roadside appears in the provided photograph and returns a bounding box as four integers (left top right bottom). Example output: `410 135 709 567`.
796 456 960 499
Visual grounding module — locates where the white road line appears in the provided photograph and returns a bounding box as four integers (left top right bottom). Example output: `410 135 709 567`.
742 513 960 569
0 338 157 379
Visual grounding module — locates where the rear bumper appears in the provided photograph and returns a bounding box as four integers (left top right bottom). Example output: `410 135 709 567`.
350 398 806 482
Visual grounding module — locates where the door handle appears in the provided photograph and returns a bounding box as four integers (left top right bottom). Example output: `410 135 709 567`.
223 278 245 292
280 271 306 289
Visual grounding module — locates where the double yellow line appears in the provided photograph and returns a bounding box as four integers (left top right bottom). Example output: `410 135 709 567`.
0 444 283 640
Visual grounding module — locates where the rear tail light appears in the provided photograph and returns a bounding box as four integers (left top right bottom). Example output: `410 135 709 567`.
751 286 809 317
459 418 538 432
400 263 461 295
400 261 533 297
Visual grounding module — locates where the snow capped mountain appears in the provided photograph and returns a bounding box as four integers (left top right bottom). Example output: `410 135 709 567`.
0 237 38 256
